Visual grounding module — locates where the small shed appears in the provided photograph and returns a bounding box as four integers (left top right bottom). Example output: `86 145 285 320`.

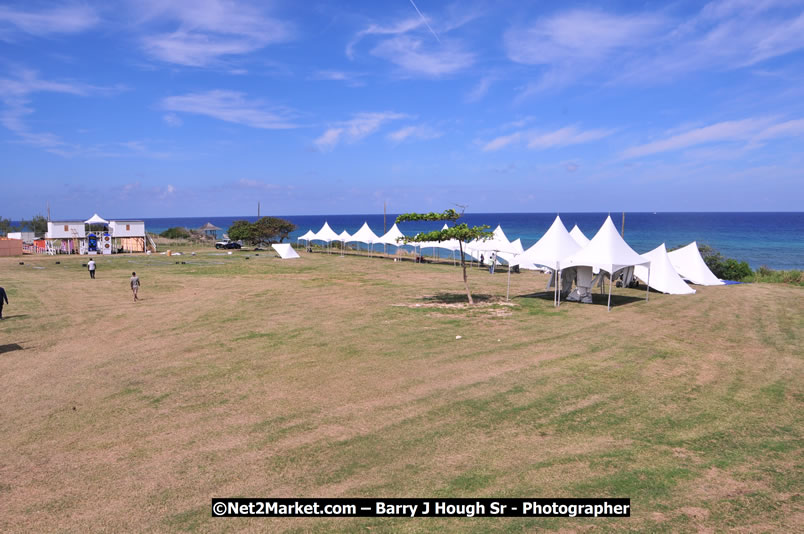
199 222 222 239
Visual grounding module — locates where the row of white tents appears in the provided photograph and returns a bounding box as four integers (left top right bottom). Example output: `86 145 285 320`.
298 217 724 310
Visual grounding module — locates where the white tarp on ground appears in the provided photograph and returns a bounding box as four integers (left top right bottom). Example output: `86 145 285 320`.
85 213 109 225
312 222 340 243
667 241 724 285
569 225 591 247
272 243 300 259
634 244 696 295
520 216 581 271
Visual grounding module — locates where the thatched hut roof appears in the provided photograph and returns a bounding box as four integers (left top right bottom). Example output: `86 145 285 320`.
199 222 222 231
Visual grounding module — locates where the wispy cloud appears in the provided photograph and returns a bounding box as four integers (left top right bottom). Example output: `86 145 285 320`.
387 124 442 143
315 112 409 151
371 36 473 76
465 76 495 103
505 2 804 93
136 0 294 67
310 70 365 86
163 113 182 127
621 116 804 159
0 69 114 154
482 125 612 151
161 90 297 129
348 8 475 77
0 3 98 39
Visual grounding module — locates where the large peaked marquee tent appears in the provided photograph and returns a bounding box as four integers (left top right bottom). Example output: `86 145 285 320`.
634 244 696 295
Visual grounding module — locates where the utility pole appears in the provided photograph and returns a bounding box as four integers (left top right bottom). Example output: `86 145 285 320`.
47 201 51 221
383 201 387 234
258 201 260 218
621 212 625 237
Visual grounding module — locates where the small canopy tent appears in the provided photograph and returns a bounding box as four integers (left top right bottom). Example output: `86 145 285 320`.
562 216 651 311
667 242 724 286
85 213 109 225
350 222 381 255
569 225 591 247
634 244 696 295
272 243 300 259
519 216 582 306
467 225 519 256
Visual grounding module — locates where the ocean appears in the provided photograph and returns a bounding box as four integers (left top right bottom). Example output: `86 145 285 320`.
139 212 804 271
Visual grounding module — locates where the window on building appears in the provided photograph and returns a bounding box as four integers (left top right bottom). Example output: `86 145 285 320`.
126 224 131 231
64 225 68 231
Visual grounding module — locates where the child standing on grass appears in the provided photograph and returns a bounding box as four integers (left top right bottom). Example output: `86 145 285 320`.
0 286 7 319
130 272 140 302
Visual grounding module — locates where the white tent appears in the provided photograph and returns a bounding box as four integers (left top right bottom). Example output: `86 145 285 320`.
337 230 351 256
569 225 591 247
350 222 381 256
667 242 724 286
272 243 300 259
85 213 109 225
467 225 519 256
519 216 582 306
312 222 340 254
312 222 339 242
378 223 406 246
634 244 696 295
298 229 316 245
562 216 651 310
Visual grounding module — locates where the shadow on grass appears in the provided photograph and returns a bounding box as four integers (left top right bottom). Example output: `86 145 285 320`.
1 314 29 320
0 343 23 354
421 293 496 304
517 290 646 308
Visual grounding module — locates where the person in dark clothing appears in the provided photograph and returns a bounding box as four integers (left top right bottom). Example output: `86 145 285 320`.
0 286 8 319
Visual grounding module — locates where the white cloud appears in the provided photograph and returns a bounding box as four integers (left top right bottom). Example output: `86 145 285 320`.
505 2 804 93
163 113 182 127
387 124 442 143
527 126 613 149
0 3 98 38
482 132 521 152
161 90 297 129
620 116 804 159
315 112 408 151
465 76 495 103
371 35 474 76
136 0 293 67
346 17 422 59
482 126 612 151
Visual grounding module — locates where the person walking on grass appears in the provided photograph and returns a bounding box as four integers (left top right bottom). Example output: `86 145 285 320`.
130 272 140 302
87 259 96 279
0 286 8 319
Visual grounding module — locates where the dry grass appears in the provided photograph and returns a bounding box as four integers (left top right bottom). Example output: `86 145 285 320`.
1 248 801 533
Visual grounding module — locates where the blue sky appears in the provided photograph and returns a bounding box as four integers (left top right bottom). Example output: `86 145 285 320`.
2 0 803 218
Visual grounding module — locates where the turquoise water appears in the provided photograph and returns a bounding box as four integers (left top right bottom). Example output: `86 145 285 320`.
140 212 803 270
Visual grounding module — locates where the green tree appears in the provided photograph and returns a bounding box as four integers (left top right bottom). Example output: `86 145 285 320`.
159 227 191 239
253 216 296 244
21 214 48 236
227 220 256 244
396 208 492 305
0 217 19 236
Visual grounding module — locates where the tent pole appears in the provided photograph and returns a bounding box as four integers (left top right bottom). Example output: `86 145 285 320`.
646 265 651 302
506 265 511 301
607 272 612 311
557 268 561 308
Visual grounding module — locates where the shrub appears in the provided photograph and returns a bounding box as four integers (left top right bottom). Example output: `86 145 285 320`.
160 227 191 239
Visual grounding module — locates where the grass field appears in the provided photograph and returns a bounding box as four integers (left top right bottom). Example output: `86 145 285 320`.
1 248 801 533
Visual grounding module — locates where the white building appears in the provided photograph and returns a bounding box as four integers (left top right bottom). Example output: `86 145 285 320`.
42 215 149 254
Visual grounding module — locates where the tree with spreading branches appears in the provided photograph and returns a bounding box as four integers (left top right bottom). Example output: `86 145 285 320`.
396 208 492 305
